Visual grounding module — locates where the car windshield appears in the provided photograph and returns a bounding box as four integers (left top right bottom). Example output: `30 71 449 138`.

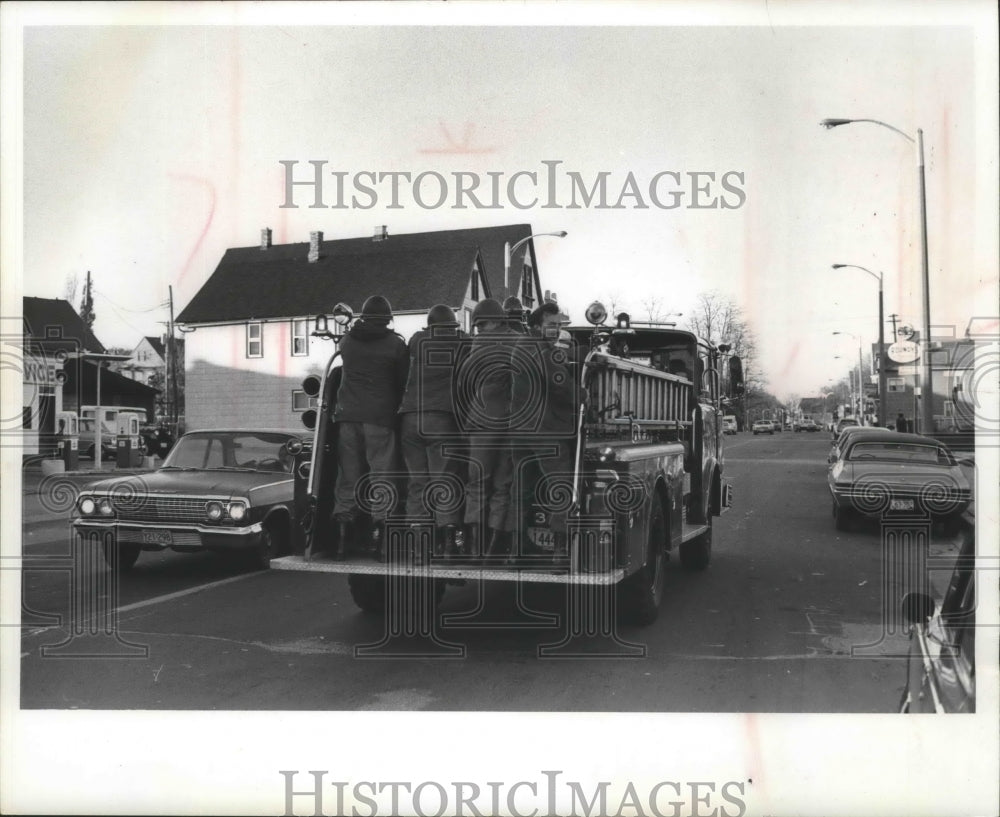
847 441 955 465
162 432 295 472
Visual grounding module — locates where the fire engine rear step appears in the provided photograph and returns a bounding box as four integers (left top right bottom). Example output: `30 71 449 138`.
269 555 625 585
680 522 710 543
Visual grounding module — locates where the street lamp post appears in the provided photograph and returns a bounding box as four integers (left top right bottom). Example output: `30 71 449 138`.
834 355 855 419
834 331 865 423
504 231 567 302
833 264 886 426
822 117 933 434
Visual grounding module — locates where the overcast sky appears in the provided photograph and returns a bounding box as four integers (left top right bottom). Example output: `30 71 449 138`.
16 6 997 401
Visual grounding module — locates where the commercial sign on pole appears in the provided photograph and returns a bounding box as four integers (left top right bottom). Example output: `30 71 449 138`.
887 341 920 364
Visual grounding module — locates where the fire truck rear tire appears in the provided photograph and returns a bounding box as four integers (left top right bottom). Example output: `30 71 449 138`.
347 576 446 615
101 540 141 572
618 497 667 626
348 574 385 614
679 519 712 571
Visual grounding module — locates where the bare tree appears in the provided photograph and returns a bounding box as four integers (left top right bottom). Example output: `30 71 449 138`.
63 272 80 305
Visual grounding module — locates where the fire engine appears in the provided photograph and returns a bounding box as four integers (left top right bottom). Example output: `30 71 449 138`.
272 300 742 626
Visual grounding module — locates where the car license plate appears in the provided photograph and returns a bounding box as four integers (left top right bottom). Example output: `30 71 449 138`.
141 530 173 545
890 499 915 511
528 528 555 550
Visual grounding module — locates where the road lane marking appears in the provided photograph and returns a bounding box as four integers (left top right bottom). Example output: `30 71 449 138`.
20 572 261 639
114 572 260 616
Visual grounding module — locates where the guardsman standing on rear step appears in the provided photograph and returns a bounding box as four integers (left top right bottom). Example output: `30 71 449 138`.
398 304 469 560
332 295 409 559
458 298 520 559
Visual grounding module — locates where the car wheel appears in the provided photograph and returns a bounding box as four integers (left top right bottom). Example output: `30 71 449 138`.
101 539 141 572
833 502 854 532
249 522 287 571
619 497 668 626
348 574 386 615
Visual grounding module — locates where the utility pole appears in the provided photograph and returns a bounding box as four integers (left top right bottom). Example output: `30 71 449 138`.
888 313 900 339
168 286 178 428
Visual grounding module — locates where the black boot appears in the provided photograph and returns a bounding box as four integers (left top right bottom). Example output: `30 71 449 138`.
370 520 386 562
484 528 510 560
435 525 457 559
334 518 353 561
464 524 480 561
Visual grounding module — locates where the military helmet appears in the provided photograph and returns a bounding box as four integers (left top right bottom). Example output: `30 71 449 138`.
426 304 459 327
471 298 505 325
502 296 524 315
360 295 393 321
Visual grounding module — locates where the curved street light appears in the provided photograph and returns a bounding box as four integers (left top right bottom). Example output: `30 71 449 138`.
504 231 567 301
833 331 865 423
822 116 932 434
833 263 886 426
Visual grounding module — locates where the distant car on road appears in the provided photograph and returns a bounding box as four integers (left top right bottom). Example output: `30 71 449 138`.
752 420 774 435
832 416 860 439
827 425 888 465
827 432 971 531
795 419 821 432
722 416 738 435
899 523 975 713
72 429 306 572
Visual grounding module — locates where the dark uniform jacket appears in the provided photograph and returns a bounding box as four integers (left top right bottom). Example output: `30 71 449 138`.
512 330 580 437
334 321 409 428
399 326 470 416
458 324 524 432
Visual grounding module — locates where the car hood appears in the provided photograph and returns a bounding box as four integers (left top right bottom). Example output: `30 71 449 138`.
81 469 291 499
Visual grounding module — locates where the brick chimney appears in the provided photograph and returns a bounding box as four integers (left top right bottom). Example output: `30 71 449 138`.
308 231 323 263
260 228 272 250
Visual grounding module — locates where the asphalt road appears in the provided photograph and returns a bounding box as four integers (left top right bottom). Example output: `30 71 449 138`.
19 432 965 711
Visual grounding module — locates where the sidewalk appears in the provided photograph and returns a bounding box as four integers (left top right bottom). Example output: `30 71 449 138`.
21 457 158 495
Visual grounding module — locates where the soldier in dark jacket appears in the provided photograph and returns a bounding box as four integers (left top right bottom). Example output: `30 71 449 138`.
506 300 581 556
333 295 409 558
458 298 522 558
398 304 469 557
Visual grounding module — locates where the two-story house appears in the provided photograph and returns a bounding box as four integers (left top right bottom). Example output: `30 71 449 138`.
175 224 544 430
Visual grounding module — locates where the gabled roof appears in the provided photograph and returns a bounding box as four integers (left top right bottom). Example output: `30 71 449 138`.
143 336 166 358
177 224 534 325
22 296 105 353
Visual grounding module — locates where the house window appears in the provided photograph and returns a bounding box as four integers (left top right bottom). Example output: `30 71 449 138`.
246 322 263 358
291 319 309 356
522 271 534 307
292 390 318 412
471 270 480 301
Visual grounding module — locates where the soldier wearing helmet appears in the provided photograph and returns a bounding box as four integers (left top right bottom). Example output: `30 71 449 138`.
398 304 469 558
503 296 528 334
457 297 523 558
332 294 409 559
507 298 580 557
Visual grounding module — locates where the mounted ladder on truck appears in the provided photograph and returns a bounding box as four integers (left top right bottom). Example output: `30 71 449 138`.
272 300 743 626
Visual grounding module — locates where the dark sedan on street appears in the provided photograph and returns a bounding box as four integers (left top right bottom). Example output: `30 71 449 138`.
827 432 971 531
72 429 306 571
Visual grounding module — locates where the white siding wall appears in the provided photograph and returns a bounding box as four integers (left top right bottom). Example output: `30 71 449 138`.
184 314 429 431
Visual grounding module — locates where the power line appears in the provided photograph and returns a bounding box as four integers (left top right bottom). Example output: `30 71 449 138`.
93 288 169 314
